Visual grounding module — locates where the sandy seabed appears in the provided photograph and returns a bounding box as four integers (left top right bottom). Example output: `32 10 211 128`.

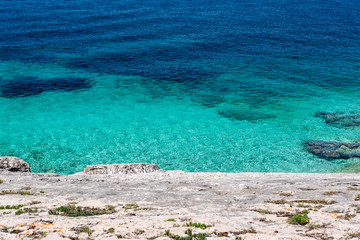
0 167 360 240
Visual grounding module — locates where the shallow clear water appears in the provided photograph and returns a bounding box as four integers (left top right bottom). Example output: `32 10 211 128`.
0 0 359 174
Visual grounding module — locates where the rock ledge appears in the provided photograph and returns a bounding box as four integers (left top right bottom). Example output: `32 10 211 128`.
83 163 161 175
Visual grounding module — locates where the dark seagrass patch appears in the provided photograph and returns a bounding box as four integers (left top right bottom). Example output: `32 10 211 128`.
1 76 92 98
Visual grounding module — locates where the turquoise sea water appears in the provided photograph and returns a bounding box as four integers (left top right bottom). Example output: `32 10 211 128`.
0 0 359 174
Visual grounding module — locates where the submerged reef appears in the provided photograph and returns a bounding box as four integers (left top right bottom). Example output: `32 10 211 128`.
315 112 360 128
217 104 275 122
304 140 360 160
1 76 91 98
65 49 217 84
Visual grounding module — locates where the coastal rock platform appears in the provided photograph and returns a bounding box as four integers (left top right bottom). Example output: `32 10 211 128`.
0 165 360 239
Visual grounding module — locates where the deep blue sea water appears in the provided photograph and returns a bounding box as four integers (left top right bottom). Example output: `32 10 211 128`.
0 0 359 174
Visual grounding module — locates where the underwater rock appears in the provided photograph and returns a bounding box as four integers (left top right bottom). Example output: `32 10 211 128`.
66 49 217 84
0 156 31 172
1 76 91 98
197 94 227 108
217 106 275 122
315 112 360 128
304 141 360 159
339 162 360 173
84 163 161 175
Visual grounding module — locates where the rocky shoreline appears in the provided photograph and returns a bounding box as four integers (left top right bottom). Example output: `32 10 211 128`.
0 157 360 239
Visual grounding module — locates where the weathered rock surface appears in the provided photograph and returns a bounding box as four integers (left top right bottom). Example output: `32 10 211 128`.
1 170 360 239
304 140 360 159
315 112 360 127
83 163 161 175
0 156 31 172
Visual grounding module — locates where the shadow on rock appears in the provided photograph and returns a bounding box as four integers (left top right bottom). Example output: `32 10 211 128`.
304 140 360 160
315 112 360 128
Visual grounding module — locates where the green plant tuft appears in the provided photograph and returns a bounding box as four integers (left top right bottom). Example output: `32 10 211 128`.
72 226 93 236
15 208 38 215
186 222 212 229
123 203 146 211
289 211 310 225
165 228 208 240
49 204 116 217
0 205 24 210
82 226 93 236
135 229 145 235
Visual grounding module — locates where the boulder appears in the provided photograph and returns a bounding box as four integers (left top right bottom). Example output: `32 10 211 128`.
0 156 31 172
84 163 160 175
304 141 360 159
315 112 360 127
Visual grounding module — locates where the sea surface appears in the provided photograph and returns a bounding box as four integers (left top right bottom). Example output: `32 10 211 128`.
0 0 359 174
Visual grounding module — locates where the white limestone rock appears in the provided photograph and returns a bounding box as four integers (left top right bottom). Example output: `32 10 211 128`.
83 163 160 175
0 156 31 172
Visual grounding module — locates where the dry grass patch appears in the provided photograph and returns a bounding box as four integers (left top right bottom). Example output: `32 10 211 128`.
348 232 360 238
306 223 330 231
354 194 360 201
279 192 293 197
252 208 273 214
299 188 317 191
337 212 356 221
276 211 295 218
235 228 257 234
0 190 35 195
323 191 342 196
292 199 336 205
265 199 288 204
71 226 93 236
257 217 275 223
